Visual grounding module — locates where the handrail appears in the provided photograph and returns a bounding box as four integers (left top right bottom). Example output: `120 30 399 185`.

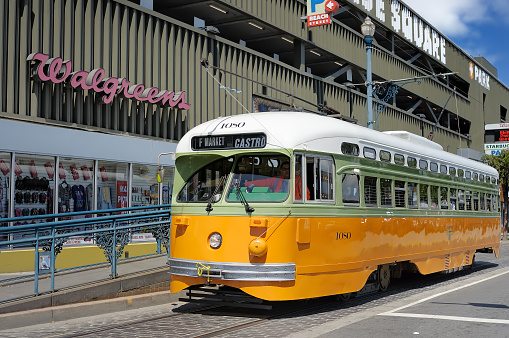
0 204 172 304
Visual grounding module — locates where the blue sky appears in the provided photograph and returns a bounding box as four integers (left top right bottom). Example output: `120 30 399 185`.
404 0 509 88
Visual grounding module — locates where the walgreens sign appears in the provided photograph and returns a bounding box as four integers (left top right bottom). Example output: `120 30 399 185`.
27 52 191 110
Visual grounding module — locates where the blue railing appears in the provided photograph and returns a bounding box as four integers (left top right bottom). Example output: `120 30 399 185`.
0 205 171 302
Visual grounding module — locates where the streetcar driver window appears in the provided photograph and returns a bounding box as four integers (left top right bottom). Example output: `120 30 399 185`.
177 157 234 203
226 154 291 202
342 174 359 206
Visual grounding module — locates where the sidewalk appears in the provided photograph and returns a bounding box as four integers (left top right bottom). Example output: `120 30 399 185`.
0 254 184 329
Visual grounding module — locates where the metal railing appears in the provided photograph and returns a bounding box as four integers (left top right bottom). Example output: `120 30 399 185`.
0 205 171 303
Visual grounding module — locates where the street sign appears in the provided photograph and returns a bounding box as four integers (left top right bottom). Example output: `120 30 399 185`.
307 0 339 27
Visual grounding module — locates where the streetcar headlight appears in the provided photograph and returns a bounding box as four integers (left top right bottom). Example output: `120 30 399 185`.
209 232 222 249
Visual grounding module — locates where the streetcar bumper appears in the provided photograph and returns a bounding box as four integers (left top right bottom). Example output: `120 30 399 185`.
169 257 295 281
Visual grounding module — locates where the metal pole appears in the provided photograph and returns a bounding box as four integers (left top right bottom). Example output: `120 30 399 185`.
365 35 374 129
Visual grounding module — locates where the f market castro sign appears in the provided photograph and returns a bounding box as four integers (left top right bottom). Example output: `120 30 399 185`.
27 52 191 110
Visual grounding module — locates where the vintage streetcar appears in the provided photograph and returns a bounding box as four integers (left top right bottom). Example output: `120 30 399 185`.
168 111 500 302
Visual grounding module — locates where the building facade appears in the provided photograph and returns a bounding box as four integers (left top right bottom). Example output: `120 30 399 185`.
1 0 508 222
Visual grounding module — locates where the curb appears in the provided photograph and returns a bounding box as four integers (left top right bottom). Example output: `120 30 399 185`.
0 289 185 330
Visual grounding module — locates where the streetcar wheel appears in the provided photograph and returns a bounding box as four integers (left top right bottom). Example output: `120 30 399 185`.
378 265 391 291
338 293 351 301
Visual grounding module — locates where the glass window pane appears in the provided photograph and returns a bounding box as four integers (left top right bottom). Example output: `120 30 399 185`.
449 167 456 176
408 182 418 209
419 160 428 170
342 174 359 206
0 153 10 223
364 176 377 207
59 158 94 213
381 178 392 207
394 154 405 165
430 186 439 209
440 165 447 174
395 180 405 207
380 151 391 162
450 188 457 210
363 147 376 160
320 159 334 201
97 161 128 211
162 166 174 205
440 187 448 209
294 154 303 202
407 157 417 168
480 192 485 210
132 164 160 206
473 192 479 211
420 184 429 209
14 154 55 219
430 162 438 172
458 189 465 210
341 143 359 156
458 169 464 177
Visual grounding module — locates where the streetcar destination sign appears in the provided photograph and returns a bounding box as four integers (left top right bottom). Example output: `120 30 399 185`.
191 133 267 150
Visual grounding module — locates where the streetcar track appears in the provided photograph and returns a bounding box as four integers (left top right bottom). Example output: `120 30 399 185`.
56 258 500 338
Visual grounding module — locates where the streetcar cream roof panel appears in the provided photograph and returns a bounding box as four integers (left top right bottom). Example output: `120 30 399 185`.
176 111 497 176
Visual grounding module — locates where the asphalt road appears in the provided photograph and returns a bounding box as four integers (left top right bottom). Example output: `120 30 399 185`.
1 242 508 338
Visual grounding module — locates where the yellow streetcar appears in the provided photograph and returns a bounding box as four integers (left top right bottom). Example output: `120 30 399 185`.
169 111 500 302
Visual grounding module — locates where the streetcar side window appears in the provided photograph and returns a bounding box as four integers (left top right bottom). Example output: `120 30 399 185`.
430 162 438 172
294 154 304 202
480 192 485 211
364 176 378 207
419 184 429 209
480 174 485 182
419 159 428 170
440 187 448 209
381 178 393 207
486 194 492 211
465 190 472 211
341 143 359 156
450 188 457 210
305 155 335 203
408 182 418 209
473 192 479 211
380 150 391 163
458 169 464 178
342 174 359 206
474 173 479 180
363 147 376 159
440 165 448 174
466 171 472 179
430 185 439 209
407 157 417 168
449 167 456 176
395 180 406 208
457 190 465 210
394 154 405 165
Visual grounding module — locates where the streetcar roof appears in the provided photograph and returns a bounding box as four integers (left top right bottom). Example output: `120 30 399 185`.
176 111 497 177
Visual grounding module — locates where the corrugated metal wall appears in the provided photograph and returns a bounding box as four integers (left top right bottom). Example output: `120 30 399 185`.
0 0 496 153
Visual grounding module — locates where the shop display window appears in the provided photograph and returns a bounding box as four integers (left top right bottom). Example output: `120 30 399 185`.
132 164 160 206
0 152 10 241
13 154 55 221
58 158 94 215
161 166 174 205
96 161 128 211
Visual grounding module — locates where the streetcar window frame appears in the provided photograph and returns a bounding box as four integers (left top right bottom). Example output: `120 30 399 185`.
430 185 439 209
395 180 406 208
408 182 418 209
363 176 378 207
363 147 376 160
430 162 438 172
380 178 393 208
440 187 448 209
394 154 405 165
419 184 429 209
298 153 335 204
342 173 360 206
419 159 428 170
380 150 391 163
407 157 417 168
341 142 359 156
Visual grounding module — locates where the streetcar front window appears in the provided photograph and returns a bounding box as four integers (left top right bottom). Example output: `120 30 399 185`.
177 157 234 203
226 154 290 202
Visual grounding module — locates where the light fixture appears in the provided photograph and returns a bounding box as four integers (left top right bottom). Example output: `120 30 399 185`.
407 96 412 99
281 37 294 44
209 4 228 14
334 61 343 66
209 232 222 249
361 16 376 37
248 22 264 30
199 26 220 34
310 50 321 56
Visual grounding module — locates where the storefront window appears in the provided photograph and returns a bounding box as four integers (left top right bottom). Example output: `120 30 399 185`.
58 158 94 215
13 154 55 221
132 164 160 206
161 166 174 205
97 161 128 211
0 152 10 241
